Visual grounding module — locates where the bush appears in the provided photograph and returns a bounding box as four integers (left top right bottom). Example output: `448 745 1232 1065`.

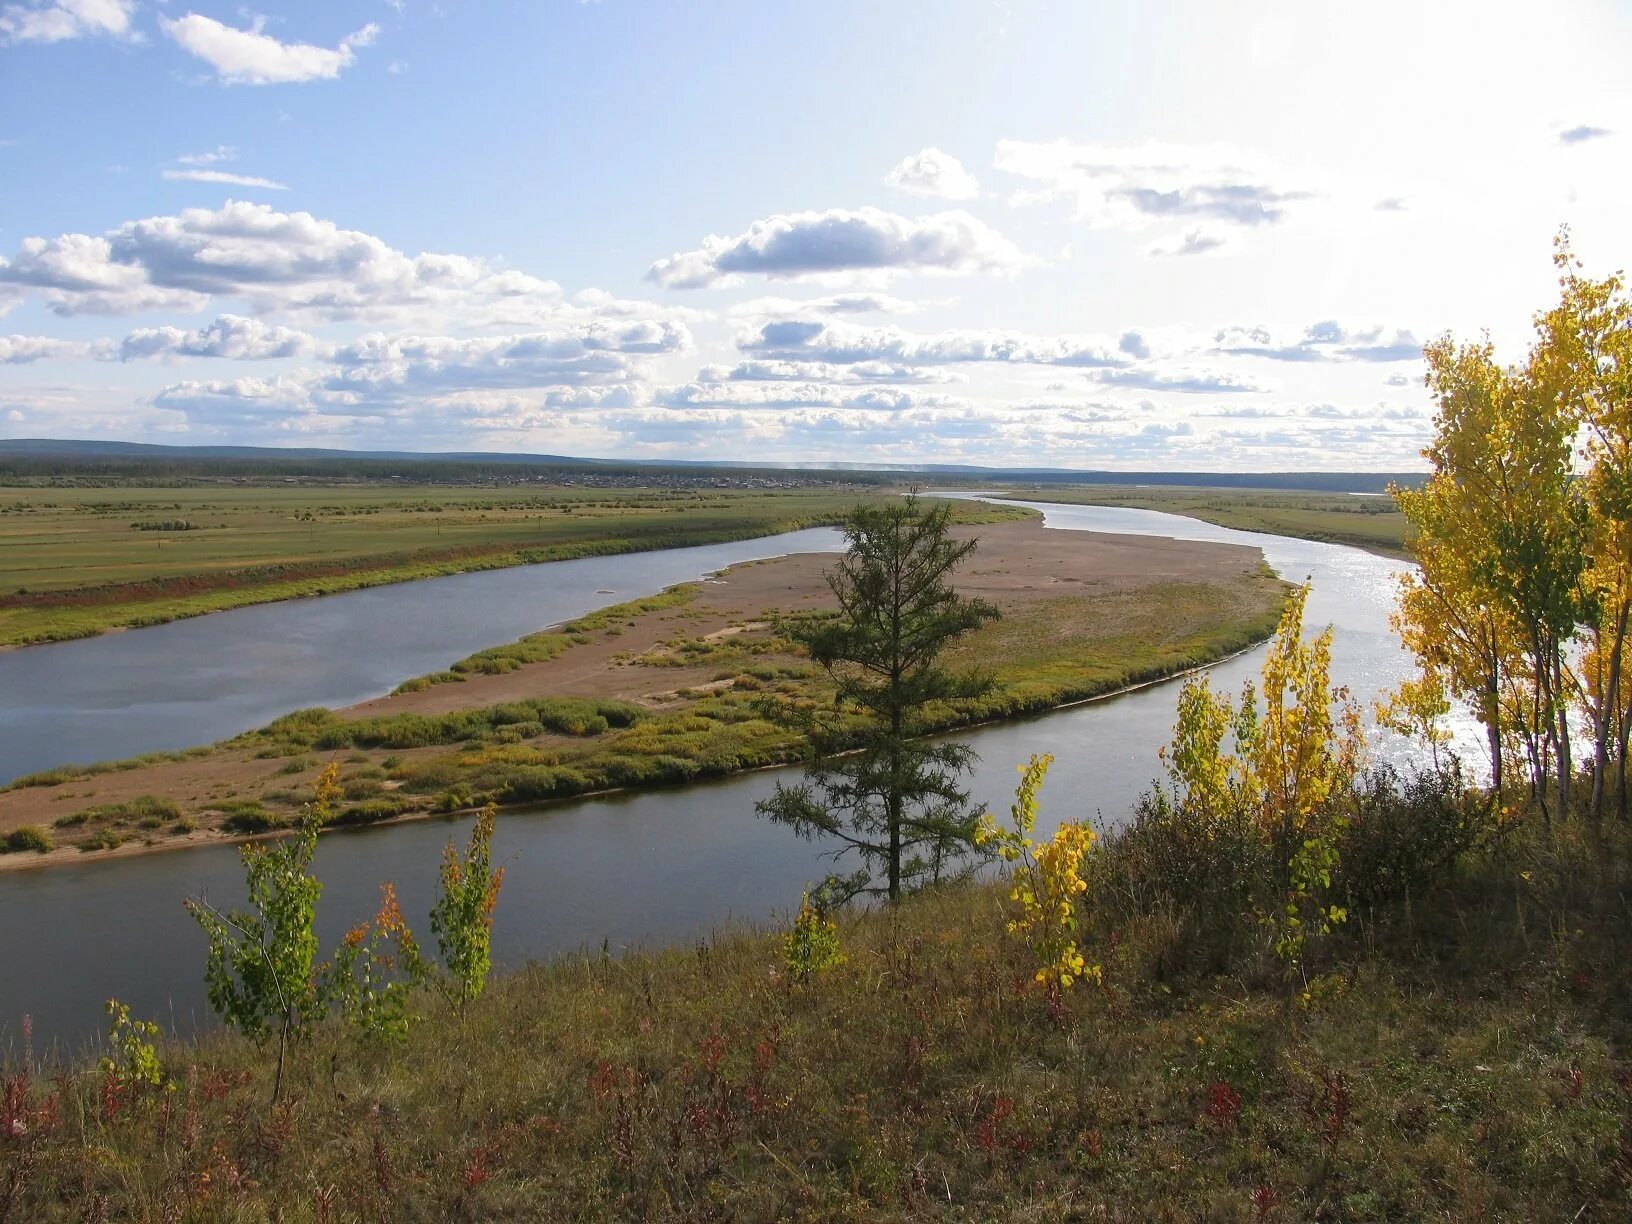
3 825 52 853
218 802 283 834
1090 791 1277 975
1335 763 1488 910
330 795 415 826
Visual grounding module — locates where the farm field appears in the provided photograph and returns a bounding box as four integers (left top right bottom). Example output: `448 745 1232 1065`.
992 484 1410 557
0 484 1020 647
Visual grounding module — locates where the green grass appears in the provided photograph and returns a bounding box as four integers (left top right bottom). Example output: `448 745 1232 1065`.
5 813 1624 1219
214 569 1287 819
53 793 181 829
0 485 1033 647
993 484 1410 557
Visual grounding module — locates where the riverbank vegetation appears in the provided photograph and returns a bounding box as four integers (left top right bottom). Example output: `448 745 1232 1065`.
991 485 1410 558
0 484 1015 647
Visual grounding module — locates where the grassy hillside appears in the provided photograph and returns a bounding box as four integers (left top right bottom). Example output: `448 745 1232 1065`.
2 812 1625 1220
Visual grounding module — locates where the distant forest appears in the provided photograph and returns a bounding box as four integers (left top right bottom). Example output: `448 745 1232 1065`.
0 438 1423 494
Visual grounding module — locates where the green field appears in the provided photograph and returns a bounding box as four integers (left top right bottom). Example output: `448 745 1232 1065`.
991 484 1410 557
0 484 1026 647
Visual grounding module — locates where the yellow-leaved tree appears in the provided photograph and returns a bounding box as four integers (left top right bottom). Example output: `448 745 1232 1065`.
1161 582 1365 962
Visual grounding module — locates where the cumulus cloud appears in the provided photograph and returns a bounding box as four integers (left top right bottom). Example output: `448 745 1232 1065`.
0 0 135 44
321 322 689 396
161 13 379 85
647 207 1024 289
120 314 320 361
1214 320 1423 363
737 318 1126 369
886 148 980 200
995 140 1314 245
1559 124 1613 145
0 201 562 318
162 168 289 190
0 333 106 362
152 372 354 419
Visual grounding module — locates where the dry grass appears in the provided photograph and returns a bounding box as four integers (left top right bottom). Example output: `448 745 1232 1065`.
2 812 1627 1221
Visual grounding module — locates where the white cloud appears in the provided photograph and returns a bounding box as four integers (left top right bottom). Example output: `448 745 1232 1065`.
728 292 922 318
1147 228 1231 258
0 0 134 44
162 168 288 190
0 333 105 362
120 315 319 361
161 13 379 85
995 140 1315 240
698 359 958 385
0 201 562 319
736 318 1126 369
1085 366 1266 394
176 146 237 167
647 207 1025 289
322 322 690 395
887 148 980 200
1214 321 1423 363
654 381 961 412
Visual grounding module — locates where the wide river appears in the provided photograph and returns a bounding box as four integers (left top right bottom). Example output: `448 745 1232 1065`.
0 499 1448 1053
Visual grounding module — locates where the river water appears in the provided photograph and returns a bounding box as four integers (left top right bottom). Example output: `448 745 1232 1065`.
0 499 1448 1054
0 529 852 785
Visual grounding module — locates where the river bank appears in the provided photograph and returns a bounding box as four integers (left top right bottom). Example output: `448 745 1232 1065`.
0 518 1285 870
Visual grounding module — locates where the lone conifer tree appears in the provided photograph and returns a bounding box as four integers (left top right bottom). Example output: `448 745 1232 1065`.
757 493 999 903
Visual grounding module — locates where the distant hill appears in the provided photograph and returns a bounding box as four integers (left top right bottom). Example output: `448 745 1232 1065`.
0 438 1424 494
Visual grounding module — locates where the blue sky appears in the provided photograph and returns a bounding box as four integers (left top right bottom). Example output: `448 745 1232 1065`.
1 0 1630 469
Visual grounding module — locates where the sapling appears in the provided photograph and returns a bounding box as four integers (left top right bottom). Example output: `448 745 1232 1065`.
185 762 337 1103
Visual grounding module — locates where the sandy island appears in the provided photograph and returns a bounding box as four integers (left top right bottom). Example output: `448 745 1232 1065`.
0 519 1279 870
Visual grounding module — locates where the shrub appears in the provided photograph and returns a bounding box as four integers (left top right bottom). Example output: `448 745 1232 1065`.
2 825 52 854
341 776 385 801
978 755 1100 991
330 796 414 826
784 892 843 983
218 802 282 834
1335 763 1489 910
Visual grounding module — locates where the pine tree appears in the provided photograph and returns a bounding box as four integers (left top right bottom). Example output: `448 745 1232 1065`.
757 494 999 903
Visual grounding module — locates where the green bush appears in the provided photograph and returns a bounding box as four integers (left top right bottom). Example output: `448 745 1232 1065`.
329 795 415 826
2 825 52 853
217 802 283 834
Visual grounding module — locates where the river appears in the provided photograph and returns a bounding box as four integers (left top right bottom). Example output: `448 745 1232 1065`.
0 499 1447 1054
0 528 847 785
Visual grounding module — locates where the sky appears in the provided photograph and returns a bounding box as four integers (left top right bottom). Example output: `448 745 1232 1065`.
1 1 1630 471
